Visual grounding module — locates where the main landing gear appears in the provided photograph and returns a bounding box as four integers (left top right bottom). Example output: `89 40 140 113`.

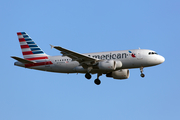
94 73 102 85
94 79 101 85
85 73 102 85
140 67 145 78
85 73 91 79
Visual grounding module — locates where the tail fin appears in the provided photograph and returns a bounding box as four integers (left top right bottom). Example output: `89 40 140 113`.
17 32 49 60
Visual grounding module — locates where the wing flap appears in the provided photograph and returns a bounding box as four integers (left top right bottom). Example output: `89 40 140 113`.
11 56 35 64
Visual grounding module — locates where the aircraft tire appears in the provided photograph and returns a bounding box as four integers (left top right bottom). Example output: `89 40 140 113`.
141 73 145 78
85 73 91 79
94 79 101 85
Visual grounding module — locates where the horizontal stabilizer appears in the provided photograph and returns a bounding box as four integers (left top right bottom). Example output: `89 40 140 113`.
11 56 35 64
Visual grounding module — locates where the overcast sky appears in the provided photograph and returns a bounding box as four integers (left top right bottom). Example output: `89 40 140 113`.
1 0 180 120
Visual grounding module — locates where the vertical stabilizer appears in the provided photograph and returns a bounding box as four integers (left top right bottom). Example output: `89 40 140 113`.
17 32 49 60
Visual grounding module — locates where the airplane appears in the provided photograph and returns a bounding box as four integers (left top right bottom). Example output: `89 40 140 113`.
11 32 165 85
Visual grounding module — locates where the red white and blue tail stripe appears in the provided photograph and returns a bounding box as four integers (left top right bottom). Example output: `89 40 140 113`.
17 32 49 60
17 32 52 67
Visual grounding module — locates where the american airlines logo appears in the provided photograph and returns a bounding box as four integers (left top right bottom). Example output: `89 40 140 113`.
129 51 136 58
88 51 136 60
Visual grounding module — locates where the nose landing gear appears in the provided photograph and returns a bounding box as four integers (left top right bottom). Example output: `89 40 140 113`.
140 67 145 78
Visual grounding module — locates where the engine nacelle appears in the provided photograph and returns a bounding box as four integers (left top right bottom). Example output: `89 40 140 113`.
115 60 123 69
106 69 130 79
98 60 122 71
98 60 116 71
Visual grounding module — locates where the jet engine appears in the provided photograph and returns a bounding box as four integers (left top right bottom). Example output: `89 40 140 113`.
98 60 122 71
106 69 129 79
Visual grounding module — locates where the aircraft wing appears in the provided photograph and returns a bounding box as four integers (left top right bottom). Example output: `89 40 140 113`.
11 56 35 64
50 45 97 63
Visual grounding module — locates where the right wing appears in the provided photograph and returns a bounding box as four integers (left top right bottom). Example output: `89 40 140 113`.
11 56 35 64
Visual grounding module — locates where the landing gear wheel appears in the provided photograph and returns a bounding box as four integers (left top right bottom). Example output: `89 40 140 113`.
141 73 145 78
94 79 101 85
85 73 91 79
140 67 145 78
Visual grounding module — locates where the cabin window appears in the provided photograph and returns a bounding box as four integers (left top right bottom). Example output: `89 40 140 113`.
149 52 158 55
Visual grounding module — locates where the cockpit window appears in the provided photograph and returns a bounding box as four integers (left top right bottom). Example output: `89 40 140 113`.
148 52 158 55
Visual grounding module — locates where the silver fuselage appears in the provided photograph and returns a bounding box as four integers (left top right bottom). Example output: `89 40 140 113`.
14 49 165 74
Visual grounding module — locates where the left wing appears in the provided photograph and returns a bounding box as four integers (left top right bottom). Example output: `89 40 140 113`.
50 45 98 64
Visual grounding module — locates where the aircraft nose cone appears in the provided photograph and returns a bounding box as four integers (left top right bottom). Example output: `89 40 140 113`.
158 55 165 64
